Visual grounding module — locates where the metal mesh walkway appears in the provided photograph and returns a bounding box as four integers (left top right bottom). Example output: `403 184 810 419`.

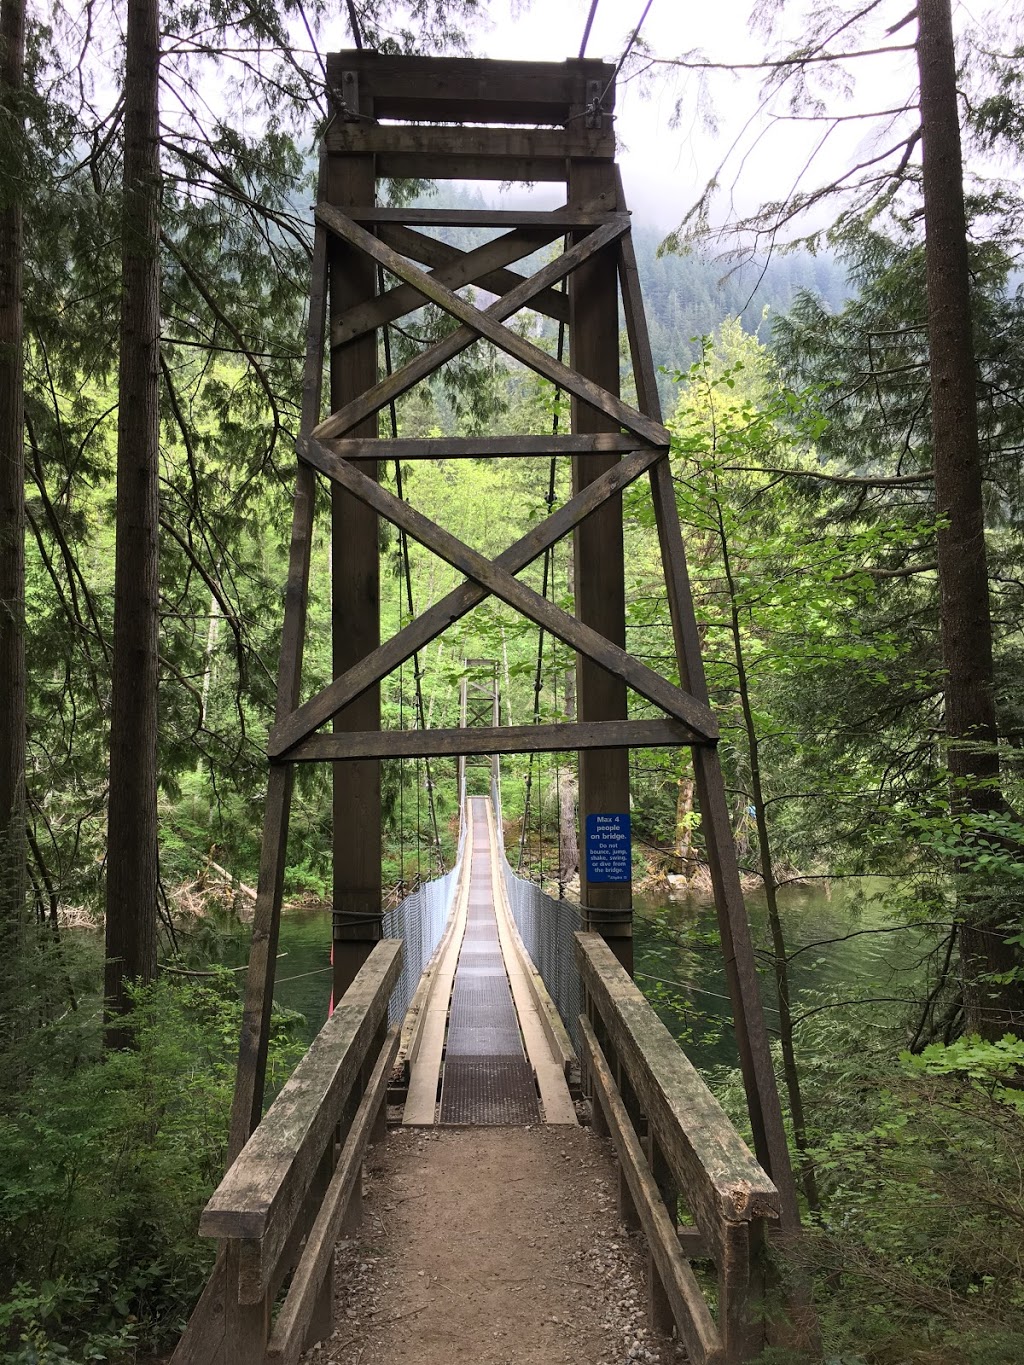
439 798 540 1125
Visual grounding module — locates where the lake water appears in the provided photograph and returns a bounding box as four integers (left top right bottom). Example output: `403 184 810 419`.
263 876 926 1072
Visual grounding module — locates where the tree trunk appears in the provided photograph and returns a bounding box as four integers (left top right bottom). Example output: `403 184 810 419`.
0 0 27 968
917 0 1024 1037
104 0 161 1046
674 765 696 881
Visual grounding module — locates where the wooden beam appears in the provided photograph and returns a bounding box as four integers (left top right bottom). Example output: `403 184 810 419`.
336 206 623 229
298 437 719 739
324 52 614 126
266 1025 401 1365
577 932 779 1241
579 1014 725 1365
269 444 669 758
326 124 613 161
167 1253 226 1365
375 223 570 325
227 191 329 1163
312 212 631 444
332 227 562 348
327 434 638 461
614 185 801 1232
328 132 382 1001
202 943 403 1292
283 718 706 762
314 205 670 449
570 158 632 964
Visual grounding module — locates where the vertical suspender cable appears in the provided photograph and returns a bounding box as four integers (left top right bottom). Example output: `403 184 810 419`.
378 265 446 875
519 262 567 878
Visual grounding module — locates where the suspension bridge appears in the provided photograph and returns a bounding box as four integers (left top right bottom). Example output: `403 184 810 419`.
169 52 809 1365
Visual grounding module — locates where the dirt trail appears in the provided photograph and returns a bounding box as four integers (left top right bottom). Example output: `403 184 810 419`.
304 1125 686 1365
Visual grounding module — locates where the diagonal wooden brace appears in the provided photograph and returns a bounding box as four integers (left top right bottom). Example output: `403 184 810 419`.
375 222 571 324
312 211 631 444
314 205 670 449
295 437 719 741
269 444 673 758
332 226 563 348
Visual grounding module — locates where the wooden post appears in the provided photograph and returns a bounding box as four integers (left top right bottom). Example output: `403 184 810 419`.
304 1142 336 1351
719 1219 765 1363
568 147 633 974
221 1243 269 1365
648 1132 679 1337
616 1055 642 1232
328 67 383 1004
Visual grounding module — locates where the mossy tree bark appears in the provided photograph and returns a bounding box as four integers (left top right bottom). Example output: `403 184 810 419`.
917 0 1024 1038
0 0 27 973
104 0 161 1045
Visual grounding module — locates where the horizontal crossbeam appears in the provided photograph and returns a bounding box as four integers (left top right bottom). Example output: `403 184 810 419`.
268 444 673 758
325 124 613 161
337 206 624 228
326 434 639 461
298 437 719 738
282 718 708 762
324 53 614 127
312 212 630 444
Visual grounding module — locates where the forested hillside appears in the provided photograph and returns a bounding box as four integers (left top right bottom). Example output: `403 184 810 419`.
2 1 1024 1362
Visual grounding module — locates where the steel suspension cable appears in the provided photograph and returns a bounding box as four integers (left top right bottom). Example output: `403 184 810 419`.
578 0 600 59
600 0 656 107
378 266 446 874
519 280 567 877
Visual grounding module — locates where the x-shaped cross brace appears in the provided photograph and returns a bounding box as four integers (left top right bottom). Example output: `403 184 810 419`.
268 436 718 757
312 205 668 449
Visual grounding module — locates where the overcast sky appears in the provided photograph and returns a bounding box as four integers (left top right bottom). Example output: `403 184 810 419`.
313 0 932 234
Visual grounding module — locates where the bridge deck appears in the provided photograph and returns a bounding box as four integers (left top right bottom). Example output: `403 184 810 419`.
404 796 577 1127
440 799 540 1123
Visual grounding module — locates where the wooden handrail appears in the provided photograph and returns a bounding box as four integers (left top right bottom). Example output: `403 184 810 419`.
170 940 403 1365
575 931 779 1365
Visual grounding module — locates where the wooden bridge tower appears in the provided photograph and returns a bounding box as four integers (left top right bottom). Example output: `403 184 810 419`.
229 52 800 1225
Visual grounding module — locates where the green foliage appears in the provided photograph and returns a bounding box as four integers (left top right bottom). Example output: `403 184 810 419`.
0 974 303 1362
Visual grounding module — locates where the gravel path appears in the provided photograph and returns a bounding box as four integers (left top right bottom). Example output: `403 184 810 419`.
304 1125 687 1365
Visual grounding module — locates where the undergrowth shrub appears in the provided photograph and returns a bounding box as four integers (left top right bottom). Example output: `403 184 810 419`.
0 972 304 1363
726 1007 1024 1365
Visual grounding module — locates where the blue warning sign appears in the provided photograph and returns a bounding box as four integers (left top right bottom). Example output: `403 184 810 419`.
585 812 632 884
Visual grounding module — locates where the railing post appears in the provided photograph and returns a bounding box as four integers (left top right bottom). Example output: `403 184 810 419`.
615 1056 642 1231
584 986 609 1137
646 1132 678 1339
304 1141 337 1352
719 1217 766 1363
221 1242 270 1365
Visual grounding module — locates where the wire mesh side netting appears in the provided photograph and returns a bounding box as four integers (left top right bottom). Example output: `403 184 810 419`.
490 777 584 1056
381 814 467 1028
